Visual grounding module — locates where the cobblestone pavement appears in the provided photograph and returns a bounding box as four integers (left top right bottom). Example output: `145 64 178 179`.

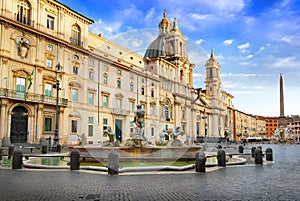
0 144 299 201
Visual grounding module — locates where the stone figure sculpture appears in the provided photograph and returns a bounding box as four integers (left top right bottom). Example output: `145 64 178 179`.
17 37 31 59
103 126 119 147
171 126 184 146
133 104 145 139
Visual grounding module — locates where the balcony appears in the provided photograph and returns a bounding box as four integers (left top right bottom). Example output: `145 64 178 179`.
111 108 129 116
70 37 83 47
15 13 35 28
0 88 68 106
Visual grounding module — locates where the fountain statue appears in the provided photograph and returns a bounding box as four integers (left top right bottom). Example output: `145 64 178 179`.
103 126 120 147
125 104 150 147
170 126 184 146
272 126 295 143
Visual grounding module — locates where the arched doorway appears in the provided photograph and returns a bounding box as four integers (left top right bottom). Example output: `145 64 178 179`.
10 106 28 143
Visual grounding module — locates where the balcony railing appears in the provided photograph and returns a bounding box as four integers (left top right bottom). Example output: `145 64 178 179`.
15 13 35 28
0 88 68 106
111 108 129 116
70 37 83 47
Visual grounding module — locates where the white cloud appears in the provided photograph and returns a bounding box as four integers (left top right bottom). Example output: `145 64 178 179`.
188 13 212 20
195 39 204 45
271 56 299 68
237 42 250 50
221 73 257 77
246 54 253 59
223 39 234 45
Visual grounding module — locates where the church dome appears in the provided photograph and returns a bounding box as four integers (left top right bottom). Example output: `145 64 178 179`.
144 35 165 58
144 11 170 59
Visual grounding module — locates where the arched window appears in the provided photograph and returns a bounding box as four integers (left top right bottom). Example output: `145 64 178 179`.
71 24 81 46
17 0 31 25
163 100 172 121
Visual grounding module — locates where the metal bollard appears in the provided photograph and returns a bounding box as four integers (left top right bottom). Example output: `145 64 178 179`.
266 147 273 161
0 148 2 160
251 146 256 157
42 145 47 154
217 149 226 166
8 145 14 160
70 149 80 170
57 144 62 153
195 151 206 172
12 150 23 169
108 151 119 175
238 145 244 154
254 147 263 164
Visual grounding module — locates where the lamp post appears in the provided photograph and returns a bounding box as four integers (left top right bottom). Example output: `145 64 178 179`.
202 112 208 150
53 63 62 152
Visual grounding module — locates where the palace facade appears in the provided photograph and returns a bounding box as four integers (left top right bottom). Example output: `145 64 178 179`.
1 0 264 146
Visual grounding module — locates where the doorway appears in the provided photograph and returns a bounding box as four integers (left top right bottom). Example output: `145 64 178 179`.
115 120 122 142
10 106 28 143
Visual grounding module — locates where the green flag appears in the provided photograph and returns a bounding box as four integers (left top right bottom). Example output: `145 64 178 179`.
28 69 34 90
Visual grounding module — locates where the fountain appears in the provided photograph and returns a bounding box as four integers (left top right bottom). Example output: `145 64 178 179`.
68 105 202 164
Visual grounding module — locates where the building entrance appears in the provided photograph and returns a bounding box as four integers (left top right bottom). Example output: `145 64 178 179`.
10 106 28 143
115 120 122 142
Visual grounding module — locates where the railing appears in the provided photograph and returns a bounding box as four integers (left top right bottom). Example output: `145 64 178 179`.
0 88 68 106
111 108 129 116
70 37 83 47
14 13 35 28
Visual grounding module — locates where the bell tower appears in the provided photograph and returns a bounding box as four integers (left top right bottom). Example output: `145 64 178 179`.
205 49 224 137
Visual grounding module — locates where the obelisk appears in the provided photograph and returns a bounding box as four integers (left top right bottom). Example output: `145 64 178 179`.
278 73 287 127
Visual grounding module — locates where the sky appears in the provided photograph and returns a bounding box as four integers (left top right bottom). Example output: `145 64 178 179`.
59 0 300 117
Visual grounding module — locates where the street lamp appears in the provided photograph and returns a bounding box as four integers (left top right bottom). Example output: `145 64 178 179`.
202 112 208 150
53 62 62 152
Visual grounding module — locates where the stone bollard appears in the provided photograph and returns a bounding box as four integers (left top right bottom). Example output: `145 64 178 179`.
12 150 23 169
217 149 226 166
195 151 206 173
42 145 47 154
70 149 80 170
238 145 244 154
108 151 119 175
251 146 256 157
266 147 273 161
8 145 14 160
254 147 263 164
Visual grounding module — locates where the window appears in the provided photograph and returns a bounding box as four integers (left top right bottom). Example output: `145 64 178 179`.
130 101 135 113
151 89 154 97
47 15 54 30
73 66 78 75
72 89 78 102
45 83 52 97
103 118 108 124
104 65 109 71
44 117 52 132
103 95 108 107
88 117 93 124
130 121 134 134
130 84 134 92
46 58 53 69
151 127 155 137
130 74 134 80
141 87 145 95
89 71 94 80
71 120 77 133
88 125 93 137
17 0 31 25
117 80 121 88
150 105 155 115
89 59 94 67
117 99 122 113
47 44 53 51
71 24 81 46
117 69 121 75
141 78 145 83
16 77 26 98
163 101 172 120
73 55 79 60
103 75 108 84
88 92 94 105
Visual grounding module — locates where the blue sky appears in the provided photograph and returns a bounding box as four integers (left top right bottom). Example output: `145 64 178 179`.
59 0 300 117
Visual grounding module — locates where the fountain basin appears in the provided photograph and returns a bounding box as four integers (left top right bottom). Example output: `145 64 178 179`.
68 145 203 162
